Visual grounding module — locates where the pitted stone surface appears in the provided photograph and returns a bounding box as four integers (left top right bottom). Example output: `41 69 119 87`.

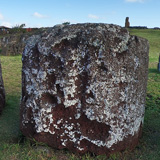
20 23 149 155
0 34 28 56
0 60 5 114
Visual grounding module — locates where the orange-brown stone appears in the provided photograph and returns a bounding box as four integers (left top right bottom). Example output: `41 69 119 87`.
20 23 149 155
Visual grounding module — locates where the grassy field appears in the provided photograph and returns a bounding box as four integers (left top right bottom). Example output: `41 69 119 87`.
0 29 160 160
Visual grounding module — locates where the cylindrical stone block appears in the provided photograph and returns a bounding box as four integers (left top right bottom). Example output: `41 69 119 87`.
20 23 149 155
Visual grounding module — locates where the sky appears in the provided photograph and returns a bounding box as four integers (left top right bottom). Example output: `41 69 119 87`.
0 0 159 28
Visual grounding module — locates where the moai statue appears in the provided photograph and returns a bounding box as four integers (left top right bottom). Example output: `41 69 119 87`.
125 17 130 28
158 54 160 72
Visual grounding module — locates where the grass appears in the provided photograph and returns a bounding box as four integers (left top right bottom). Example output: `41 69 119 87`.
0 28 160 159
0 56 21 143
129 29 160 62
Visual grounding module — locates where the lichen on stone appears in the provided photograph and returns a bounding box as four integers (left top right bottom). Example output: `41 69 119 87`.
20 23 149 155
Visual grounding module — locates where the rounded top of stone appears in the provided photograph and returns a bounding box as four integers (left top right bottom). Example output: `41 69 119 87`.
23 23 148 58
43 23 129 37
40 23 130 53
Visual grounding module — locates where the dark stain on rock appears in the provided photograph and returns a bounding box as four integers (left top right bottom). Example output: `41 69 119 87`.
80 113 110 141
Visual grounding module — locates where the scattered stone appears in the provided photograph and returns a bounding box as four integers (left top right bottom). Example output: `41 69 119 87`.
20 23 149 155
0 60 5 114
0 28 47 56
125 17 130 28
0 34 29 56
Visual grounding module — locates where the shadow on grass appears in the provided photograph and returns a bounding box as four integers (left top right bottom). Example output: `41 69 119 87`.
149 68 159 74
0 94 21 143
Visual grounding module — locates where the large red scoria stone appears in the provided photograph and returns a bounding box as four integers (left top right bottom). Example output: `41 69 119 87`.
20 23 149 155
0 60 5 114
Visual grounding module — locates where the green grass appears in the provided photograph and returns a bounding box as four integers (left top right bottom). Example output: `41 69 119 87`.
0 28 160 159
0 56 21 143
129 29 160 62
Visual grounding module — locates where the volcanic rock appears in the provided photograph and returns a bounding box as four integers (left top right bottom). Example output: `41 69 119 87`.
0 28 47 56
0 34 28 56
20 23 149 155
0 60 5 114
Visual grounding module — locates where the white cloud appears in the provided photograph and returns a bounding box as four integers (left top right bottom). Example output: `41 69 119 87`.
33 12 47 18
0 13 4 20
125 0 145 2
88 14 99 20
1 22 12 28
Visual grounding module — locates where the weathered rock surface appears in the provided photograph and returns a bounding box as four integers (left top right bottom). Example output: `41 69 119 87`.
20 23 149 155
0 34 29 56
0 29 47 56
0 60 5 114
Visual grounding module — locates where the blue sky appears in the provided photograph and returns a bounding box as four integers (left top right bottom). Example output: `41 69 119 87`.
0 0 159 28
